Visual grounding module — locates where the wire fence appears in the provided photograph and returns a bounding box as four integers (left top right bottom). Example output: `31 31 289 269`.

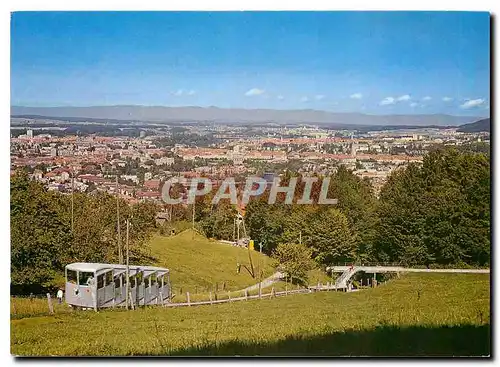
163 287 335 308
11 293 50 299
10 281 344 317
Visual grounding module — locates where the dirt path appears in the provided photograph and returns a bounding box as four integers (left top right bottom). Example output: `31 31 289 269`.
239 271 285 292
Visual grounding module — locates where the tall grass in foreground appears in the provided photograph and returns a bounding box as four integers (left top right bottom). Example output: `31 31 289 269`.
10 297 73 319
11 273 490 356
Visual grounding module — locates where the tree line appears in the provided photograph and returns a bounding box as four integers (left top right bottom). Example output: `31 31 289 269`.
193 148 490 273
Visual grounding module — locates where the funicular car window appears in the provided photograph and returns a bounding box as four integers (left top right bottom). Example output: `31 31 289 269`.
136 272 143 286
97 274 105 289
105 271 113 285
114 274 121 288
67 269 77 284
151 274 157 286
79 272 95 286
129 276 136 288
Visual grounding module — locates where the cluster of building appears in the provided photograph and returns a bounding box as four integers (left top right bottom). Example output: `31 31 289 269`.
11 123 489 202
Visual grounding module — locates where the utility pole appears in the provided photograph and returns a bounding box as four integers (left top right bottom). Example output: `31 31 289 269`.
237 216 240 245
125 218 130 310
116 175 122 264
71 169 74 233
192 199 195 239
233 218 236 242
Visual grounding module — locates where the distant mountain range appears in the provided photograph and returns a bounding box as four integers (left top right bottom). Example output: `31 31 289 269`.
457 118 490 133
11 105 483 127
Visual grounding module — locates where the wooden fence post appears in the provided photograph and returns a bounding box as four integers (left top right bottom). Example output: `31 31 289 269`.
129 291 135 310
258 282 262 299
271 287 275 298
245 289 248 300
186 292 191 306
209 291 213 305
228 291 231 303
47 293 54 314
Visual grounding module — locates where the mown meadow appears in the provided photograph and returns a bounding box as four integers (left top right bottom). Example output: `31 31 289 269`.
11 273 490 356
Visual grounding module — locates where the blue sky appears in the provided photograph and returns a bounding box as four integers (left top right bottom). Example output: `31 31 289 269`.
11 11 490 116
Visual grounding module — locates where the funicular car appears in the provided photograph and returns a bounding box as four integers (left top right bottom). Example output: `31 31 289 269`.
65 262 171 310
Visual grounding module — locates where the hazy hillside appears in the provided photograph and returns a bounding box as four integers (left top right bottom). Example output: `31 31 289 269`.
457 118 490 133
11 105 480 126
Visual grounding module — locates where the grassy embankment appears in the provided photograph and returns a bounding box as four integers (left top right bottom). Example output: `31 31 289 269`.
150 229 276 293
141 228 329 302
11 273 490 356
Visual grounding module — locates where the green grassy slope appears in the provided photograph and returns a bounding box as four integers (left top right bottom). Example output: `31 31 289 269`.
150 229 276 293
11 273 490 356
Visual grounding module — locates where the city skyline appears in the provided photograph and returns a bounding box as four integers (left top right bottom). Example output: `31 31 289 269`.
11 11 490 117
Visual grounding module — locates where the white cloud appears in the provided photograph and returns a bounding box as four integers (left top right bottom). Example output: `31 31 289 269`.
172 89 196 96
410 102 419 108
315 95 325 101
460 98 486 109
277 95 285 100
442 97 453 102
245 88 265 96
350 93 363 99
422 96 432 101
300 96 309 103
380 97 396 106
397 94 411 101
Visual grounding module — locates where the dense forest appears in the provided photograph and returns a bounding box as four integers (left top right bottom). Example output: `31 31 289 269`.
10 148 490 294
